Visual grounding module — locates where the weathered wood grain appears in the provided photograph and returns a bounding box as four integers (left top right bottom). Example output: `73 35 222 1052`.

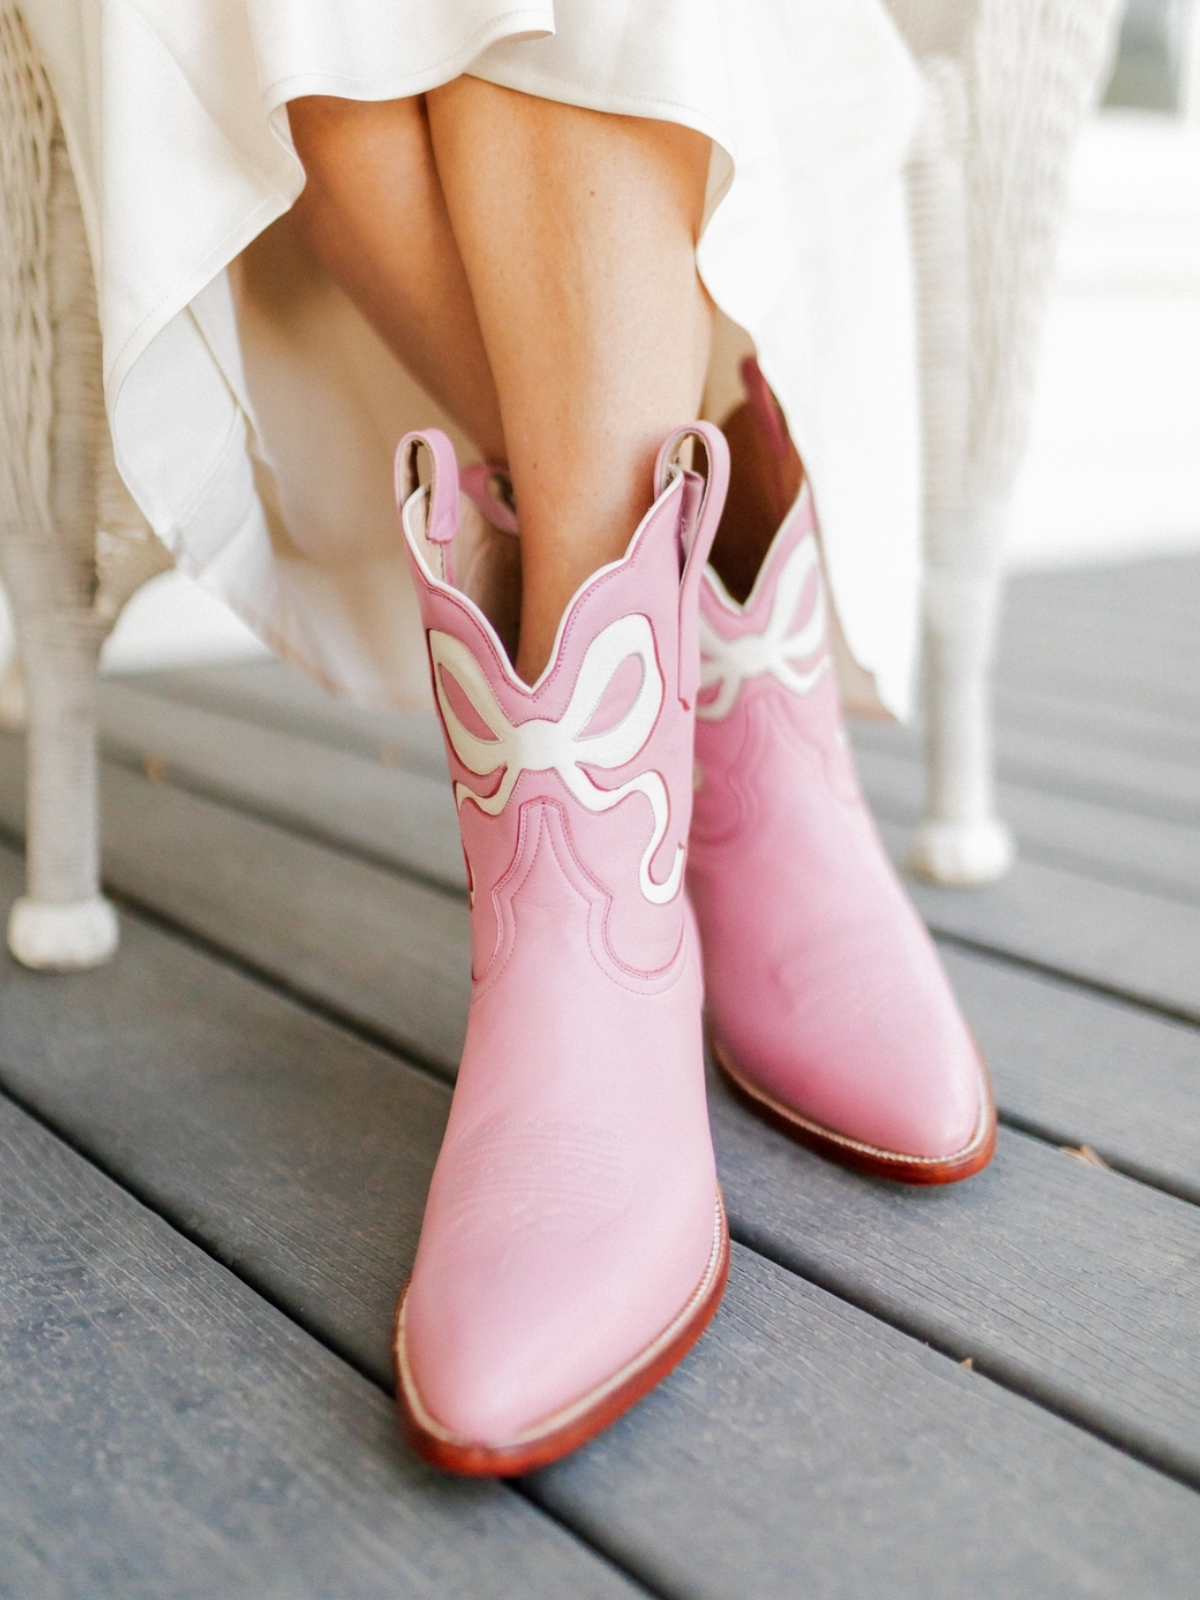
0 1097 639 1600
122 659 1200 867
118 557 1200 779
3 867 1200 1595
85 678 1200 1025
9 727 1200 1194
0 847 444 1380
97 679 465 892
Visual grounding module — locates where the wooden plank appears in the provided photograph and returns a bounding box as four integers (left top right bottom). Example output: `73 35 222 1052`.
0 1096 639 1600
8 847 1200 1498
1003 570 1200 637
710 1082 1200 1485
987 559 1200 720
993 682 1200 768
535 1247 1200 1600
983 723 1200 829
15 709 1200 1207
1003 560 1200 639
97 679 465 893
854 743 1200 906
0 843 447 1380
880 816 1200 1022
0 730 470 1073
940 943 1200 1202
86 681 1200 1021
131 654 1200 800
1005 554 1200 613
118 557 1200 770
119 661 448 780
120 632 1200 832
9 728 1200 1192
853 709 1200 832
3 867 1200 1594
994 613 1200 720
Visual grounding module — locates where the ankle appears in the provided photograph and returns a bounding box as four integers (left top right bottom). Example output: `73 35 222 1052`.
512 480 653 683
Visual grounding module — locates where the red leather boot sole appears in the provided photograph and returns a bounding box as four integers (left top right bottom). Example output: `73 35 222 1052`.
394 1194 731 1476
712 1036 997 1185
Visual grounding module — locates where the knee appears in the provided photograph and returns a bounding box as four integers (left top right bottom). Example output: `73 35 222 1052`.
287 93 427 191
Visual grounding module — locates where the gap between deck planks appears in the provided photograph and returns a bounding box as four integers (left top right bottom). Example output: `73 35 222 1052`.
2 864 1200 1598
854 718 1200 855
0 1094 643 1600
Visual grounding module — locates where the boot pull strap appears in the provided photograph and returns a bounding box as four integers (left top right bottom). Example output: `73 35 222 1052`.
395 430 460 577
655 421 730 709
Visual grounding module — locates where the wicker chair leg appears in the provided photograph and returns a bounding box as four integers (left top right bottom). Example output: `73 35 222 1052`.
904 54 1017 886
1 3 117 966
912 509 1016 885
8 609 116 966
905 0 1121 886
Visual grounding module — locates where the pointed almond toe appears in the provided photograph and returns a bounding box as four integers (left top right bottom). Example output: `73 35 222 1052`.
395 1196 730 1476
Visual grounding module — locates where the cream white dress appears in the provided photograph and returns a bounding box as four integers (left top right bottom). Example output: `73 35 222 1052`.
21 0 923 715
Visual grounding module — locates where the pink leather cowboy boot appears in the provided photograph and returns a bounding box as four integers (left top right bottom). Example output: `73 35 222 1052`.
393 426 731 1474
688 388 996 1185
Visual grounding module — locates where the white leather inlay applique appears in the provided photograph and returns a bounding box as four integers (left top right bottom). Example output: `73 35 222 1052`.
698 530 830 721
430 613 684 905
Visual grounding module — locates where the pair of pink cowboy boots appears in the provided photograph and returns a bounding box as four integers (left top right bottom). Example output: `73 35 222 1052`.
392 408 994 1476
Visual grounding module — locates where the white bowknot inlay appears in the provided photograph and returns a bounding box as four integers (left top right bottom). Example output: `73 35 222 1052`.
698 530 830 721
430 613 684 904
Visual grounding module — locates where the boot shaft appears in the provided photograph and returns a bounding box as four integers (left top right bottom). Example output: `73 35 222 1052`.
396 427 729 981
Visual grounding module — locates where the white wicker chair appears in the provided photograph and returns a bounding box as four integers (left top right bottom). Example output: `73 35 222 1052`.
887 0 1123 884
0 1 169 968
0 0 1123 971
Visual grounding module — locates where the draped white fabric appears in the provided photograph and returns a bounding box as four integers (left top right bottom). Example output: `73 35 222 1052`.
19 0 923 715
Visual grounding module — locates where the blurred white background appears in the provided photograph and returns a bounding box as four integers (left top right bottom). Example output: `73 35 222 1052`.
2 0 1197 677
1007 0 1200 569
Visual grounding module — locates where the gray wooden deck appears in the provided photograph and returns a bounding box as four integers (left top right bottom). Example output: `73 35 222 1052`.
3 555 1200 1597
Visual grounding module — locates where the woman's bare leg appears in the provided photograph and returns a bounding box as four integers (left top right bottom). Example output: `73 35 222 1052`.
288 94 507 463
289 84 713 682
426 80 713 682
